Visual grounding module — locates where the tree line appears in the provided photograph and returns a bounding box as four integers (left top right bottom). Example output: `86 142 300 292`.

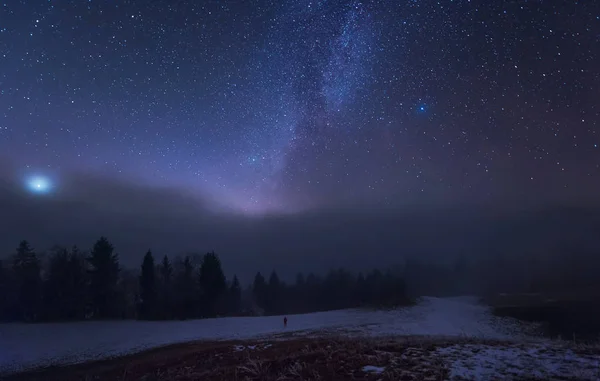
0 238 411 322
4 236 593 323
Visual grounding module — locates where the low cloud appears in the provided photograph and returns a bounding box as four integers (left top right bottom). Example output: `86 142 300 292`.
1 160 599 283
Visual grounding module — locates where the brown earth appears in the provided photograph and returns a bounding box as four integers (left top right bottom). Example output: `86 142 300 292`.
2 336 454 381
4 336 597 381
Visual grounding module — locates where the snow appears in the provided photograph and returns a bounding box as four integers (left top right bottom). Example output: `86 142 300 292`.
362 365 386 374
233 343 270 351
437 344 600 380
0 296 543 374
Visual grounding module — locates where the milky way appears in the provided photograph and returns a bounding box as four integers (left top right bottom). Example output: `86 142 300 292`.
1 1 599 214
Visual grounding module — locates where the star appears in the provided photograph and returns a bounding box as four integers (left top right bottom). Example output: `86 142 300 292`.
0 0 596 212
26 176 52 194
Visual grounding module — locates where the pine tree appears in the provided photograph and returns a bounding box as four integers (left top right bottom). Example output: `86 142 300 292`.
116 268 139 319
66 246 89 319
12 240 42 321
139 250 157 320
43 247 71 320
356 272 366 305
40 246 88 321
175 256 196 319
159 255 173 319
229 275 241 315
87 237 120 319
198 252 226 318
160 255 173 284
252 272 267 312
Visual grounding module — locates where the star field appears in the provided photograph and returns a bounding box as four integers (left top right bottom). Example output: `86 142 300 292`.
1 0 599 213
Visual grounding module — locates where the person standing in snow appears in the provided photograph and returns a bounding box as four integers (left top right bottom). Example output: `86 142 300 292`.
284 316 288 328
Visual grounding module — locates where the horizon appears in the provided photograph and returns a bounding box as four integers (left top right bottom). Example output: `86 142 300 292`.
2 167 600 282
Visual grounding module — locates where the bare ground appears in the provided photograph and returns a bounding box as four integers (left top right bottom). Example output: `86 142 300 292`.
4 335 599 381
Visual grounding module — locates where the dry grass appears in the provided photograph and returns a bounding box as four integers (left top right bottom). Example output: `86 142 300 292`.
3 337 449 381
4 336 598 381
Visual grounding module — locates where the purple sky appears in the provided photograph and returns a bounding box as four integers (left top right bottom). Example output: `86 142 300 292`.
0 1 599 276
1 1 598 214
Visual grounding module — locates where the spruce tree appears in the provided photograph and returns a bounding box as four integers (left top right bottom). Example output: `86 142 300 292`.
229 275 241 315
252 272 267 312
159 255 173 319
139 250 157 320
87 237 120 319
43 247 71 320
175 256 196 319
198 252 226 318
66 246 89 319
160 255 173 284
356 272 366 306
12 240 42 321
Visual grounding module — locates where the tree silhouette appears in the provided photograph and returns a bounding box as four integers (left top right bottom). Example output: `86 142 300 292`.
198 252 227 317
252 272 267 312
116 268 138 319
66 246 89 319
0 237 419 322
267 270 282 314
229 275 242 315
159 255 173 319
43 247 70 320
12 240 42 321
356 272 366 305
42 246 89 321
139 250 157 319
87 237 120 319
175 256 196 319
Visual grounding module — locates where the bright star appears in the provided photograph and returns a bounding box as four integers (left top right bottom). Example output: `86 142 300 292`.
26 176 52 194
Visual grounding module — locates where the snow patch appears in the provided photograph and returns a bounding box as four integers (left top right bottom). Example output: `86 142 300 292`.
362 365 385 374
437 344 600 380
233 343 269 352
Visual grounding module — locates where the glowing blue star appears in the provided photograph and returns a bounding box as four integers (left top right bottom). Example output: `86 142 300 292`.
27 176 52 194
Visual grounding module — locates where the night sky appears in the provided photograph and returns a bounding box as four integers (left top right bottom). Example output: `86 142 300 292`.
0 1 599 273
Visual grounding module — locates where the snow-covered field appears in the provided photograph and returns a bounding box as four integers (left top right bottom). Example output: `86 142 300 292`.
1 296 598 379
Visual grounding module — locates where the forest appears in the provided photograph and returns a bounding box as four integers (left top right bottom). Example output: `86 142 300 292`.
0 237 411 322
1 236 599 323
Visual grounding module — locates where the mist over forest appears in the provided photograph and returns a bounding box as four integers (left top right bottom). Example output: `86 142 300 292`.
1 166 599 283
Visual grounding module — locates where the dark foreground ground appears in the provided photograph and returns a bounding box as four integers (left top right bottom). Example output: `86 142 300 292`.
4 337 446 381
4 335 599 381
